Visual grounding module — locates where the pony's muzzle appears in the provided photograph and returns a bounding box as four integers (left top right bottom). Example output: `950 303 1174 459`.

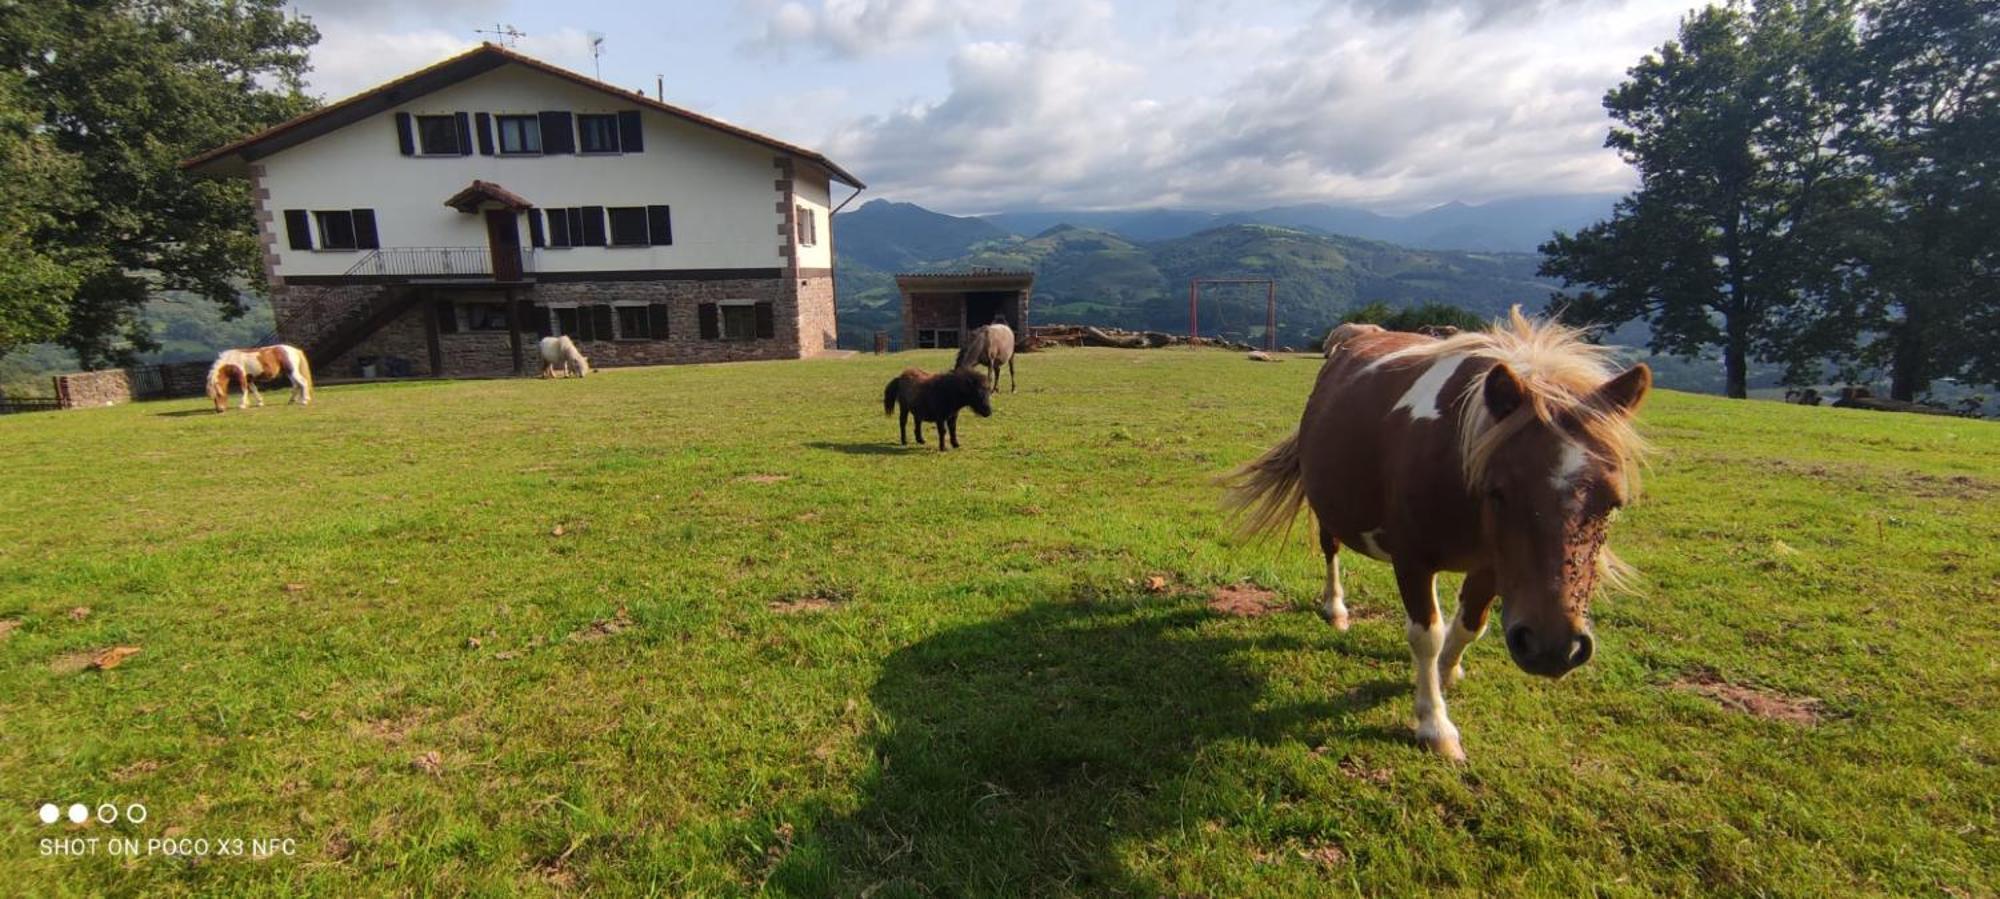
1505 624 1594 678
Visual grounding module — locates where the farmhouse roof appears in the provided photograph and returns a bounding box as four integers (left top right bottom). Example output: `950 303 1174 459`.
895 268 1035 282
180 43 863 188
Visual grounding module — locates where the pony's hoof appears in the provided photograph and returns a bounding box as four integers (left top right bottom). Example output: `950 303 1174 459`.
1317 605 1350 631
1419 730 1466 762
1442 663 1465 688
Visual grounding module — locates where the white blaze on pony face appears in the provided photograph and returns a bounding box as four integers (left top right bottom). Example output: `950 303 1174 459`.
1550 440 1590 498
1391 355 1471 421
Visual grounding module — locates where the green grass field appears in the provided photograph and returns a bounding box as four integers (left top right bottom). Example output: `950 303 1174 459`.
2 348 1996 896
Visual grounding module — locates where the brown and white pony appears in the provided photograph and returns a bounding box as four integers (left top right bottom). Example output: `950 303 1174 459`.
1225 309 1649 760
538 335 591 378
955 322 1017 392
208 344 314 413
883 367 993 451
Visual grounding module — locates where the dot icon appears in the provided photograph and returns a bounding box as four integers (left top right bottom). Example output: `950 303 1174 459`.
67 803 88 824
38 804 59 825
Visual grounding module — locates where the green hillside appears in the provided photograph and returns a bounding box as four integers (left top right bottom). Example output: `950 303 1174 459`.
833 218 1556 349
2 349 1994 894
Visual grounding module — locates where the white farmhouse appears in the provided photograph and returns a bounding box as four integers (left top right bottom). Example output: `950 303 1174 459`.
184 43 863 376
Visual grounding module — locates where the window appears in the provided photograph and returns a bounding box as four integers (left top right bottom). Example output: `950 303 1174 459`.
720 304 757 341
615 305 669 340
795 206 817 246
554 304 616 342
607 207 649 247
577 114 620 153
496 115 541 154
916 329 960 349
699 301 774 341
541 208 604 248
416 114 462 155
464 302 510 332
314 211 357 250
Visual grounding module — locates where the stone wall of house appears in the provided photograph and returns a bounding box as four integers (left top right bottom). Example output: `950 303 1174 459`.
903 293 962 347
795 273 837 355
274 283 391 356
52 370 133 409
329 303 434 378
530 277 797 370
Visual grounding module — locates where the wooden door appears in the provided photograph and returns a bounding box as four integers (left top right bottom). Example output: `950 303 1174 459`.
485 210 523 282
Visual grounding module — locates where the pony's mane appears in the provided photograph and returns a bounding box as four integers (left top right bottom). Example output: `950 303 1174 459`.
1376 307 1647 491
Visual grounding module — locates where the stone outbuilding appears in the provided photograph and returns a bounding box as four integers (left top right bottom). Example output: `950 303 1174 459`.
895 269 1033 350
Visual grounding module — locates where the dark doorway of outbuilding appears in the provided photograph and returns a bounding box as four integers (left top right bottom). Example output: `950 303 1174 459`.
965 291 1018 331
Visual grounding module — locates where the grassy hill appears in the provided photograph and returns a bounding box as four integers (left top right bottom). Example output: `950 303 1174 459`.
2 349 1994 895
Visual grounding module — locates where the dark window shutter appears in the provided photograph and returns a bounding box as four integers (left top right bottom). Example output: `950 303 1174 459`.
539 111 574 154
590 305 614 342
810 211 818 245
617 111 644 152
547 208 571 247
698 303 719 340
646 205 672 246
394 113 415 156
283 209 313 250
435 301 459 334
566 209 585 245
580 206 607 247
516 300 545 337
351 209 380 249
648 303 670 339
475 112 494 155
527 209 545 248
453 112 472 156
754 301 776 339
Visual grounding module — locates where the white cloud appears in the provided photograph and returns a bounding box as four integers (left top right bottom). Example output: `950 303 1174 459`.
817 0 1682 212
749 0 1025 57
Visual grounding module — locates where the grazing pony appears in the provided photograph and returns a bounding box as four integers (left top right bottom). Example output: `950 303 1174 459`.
538 335 591 378
208 344 313 413
1223 308 1650 760
882 367 993 451
954 321 1017 392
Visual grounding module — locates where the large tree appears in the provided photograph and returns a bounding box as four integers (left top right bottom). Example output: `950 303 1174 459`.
1540 1 1869 398
0 0 317 367
0 70 86 356
1846 0 2000 400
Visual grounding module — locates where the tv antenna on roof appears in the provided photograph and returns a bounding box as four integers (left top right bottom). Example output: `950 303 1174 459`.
588 32 605 80
475 23 526 47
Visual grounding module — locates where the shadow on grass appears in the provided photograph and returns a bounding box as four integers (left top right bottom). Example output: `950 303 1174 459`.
773 599 1379 895
154 407 218 418
803 440 923 456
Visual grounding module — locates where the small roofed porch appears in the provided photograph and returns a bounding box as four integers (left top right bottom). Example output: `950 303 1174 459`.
344 180 538 283
895 269 1033 351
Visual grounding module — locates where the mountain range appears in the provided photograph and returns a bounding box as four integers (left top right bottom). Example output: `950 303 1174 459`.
831 198 1575 351
976 194 1621 253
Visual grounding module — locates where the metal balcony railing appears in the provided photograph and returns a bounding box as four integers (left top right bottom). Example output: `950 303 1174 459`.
343 247 538 279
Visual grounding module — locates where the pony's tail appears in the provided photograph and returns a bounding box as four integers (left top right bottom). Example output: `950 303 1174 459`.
293 349 314 398
882 376 899 415
1218 432 1308 542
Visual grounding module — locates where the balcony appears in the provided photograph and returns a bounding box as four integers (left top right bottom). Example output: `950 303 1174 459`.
343 247 538 282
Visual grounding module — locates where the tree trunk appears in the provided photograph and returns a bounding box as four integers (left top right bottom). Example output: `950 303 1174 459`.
1888 309 1925 402
1724 313 1750 399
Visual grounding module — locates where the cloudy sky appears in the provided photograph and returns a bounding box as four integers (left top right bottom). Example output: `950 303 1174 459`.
292 0 1693 215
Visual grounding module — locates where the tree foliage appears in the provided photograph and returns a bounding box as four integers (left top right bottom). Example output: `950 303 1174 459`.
0 0 317 367
1845 0 2000 399
1540 1 1869 398
1341 301 1488 334
0 71 85 355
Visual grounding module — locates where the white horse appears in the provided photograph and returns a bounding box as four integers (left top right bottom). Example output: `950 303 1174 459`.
954 321 1017 392
538 335 591 378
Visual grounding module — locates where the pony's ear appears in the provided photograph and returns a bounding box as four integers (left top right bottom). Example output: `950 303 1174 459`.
1590 363 1651 417
1484 364 1527 420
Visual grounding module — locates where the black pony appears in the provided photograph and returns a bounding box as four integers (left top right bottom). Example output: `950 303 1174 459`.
882 367 993 451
